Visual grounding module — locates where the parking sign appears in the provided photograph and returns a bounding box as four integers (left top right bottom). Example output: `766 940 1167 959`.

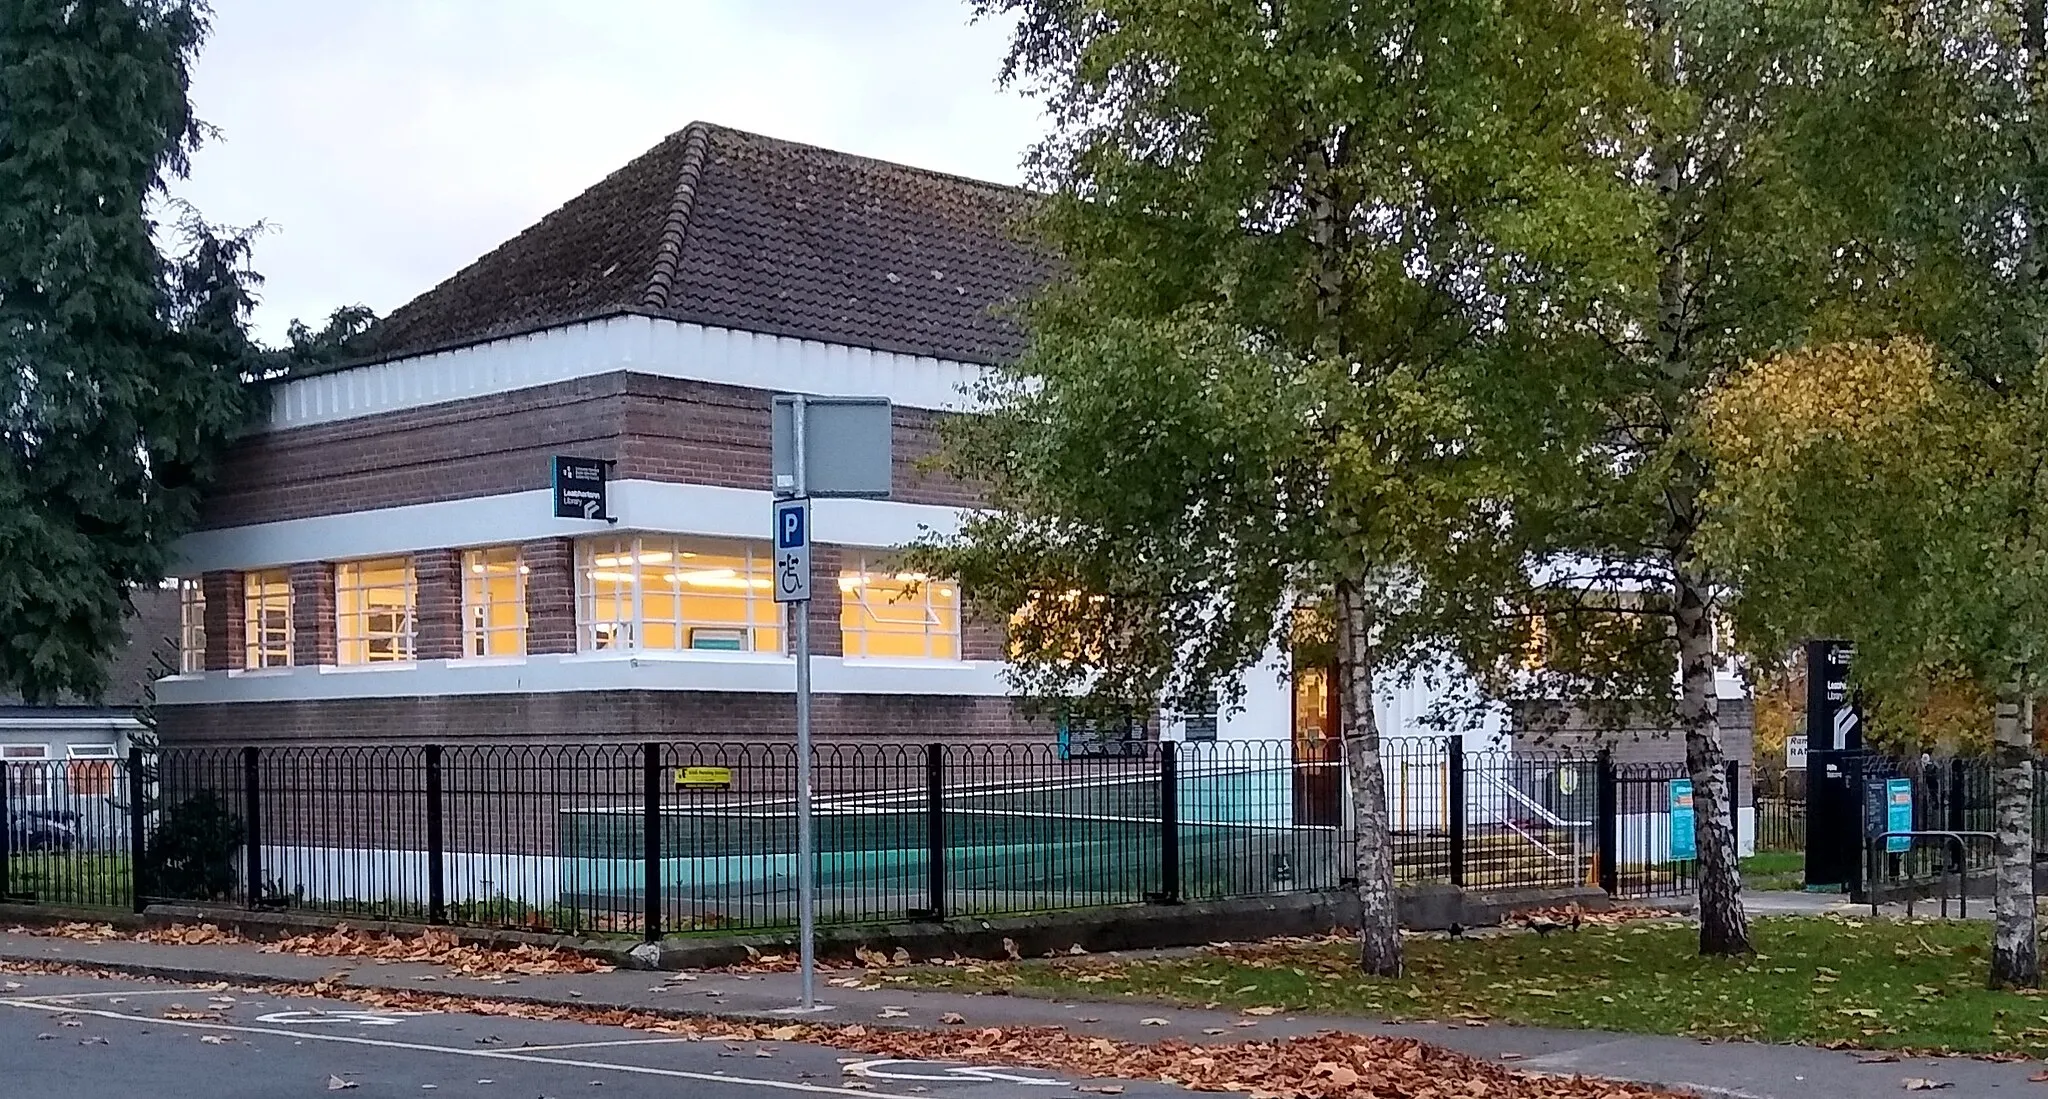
774 497 811 603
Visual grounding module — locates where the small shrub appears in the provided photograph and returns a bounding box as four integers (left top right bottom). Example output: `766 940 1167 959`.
148 792 245 901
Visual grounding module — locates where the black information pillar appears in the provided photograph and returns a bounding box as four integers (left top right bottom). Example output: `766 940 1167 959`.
1804 639 1864 892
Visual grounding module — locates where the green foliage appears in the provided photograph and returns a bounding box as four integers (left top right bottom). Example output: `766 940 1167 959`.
925 0 1633 715
0 0 260 703
147 791 244 902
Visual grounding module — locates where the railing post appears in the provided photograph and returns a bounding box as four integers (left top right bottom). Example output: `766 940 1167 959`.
128 746 147 913
1596 749 1619 895
425 746 446 925
241 746 262 908
0 761 13 903
642 742 662 943
925 743 947 922
1156 741 1181 904
1726 759 1741 857
1446 737 1467 888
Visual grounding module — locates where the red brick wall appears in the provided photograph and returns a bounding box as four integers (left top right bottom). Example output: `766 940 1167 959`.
522 538 576 655
414 549 464 660
200 571 245 672
157 691 1054 747
199 373 978 529
287 563 336 666
801 544 843 658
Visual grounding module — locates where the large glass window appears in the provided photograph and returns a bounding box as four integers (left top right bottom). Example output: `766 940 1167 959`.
577 536 782 654
839 559 960 660
244 570 293 669
178 579 206 673
336 557 416 664
463 547 528 657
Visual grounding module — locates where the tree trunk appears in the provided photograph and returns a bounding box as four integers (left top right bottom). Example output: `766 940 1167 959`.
1674 559 1751 955
1990 684 2038 989
1336 576 1402 977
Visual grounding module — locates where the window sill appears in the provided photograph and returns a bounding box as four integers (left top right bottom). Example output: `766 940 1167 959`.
838 657 977 670
323 661 419 674
564 649 791 664
450 656 530 668
227 667 296 678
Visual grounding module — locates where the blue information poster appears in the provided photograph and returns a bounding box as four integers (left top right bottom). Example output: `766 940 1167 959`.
1886 777 1914 853
1670 779 1697 861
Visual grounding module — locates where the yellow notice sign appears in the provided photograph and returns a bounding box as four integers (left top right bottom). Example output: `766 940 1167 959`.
675 766 733 790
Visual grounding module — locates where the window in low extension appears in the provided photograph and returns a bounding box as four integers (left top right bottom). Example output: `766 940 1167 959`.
839 559 960 660
463 546 528 657
67 743 117 795
336 557 416 664
179 578 206 673
577 536 783 654
244 570 293 669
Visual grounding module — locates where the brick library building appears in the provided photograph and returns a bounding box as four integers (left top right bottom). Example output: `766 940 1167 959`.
156 123 1300 752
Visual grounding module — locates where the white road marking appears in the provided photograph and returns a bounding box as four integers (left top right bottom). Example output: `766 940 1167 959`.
7 988 206 1004
847 1060 1066 1087
255 1009 432 1027
511 1037 702 1053
0 997 920 1098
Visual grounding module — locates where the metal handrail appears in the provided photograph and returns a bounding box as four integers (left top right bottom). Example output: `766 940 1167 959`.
1865 830 1996 918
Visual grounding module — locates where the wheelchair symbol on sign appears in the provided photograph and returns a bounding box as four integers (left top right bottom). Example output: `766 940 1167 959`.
778 553 806 596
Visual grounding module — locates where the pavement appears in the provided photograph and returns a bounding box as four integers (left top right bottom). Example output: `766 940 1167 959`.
0 911 2041 1099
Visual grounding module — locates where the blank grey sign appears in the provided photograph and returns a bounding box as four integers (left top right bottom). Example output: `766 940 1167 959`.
771 394 894 499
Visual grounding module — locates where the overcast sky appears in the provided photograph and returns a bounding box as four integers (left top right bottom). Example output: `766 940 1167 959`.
172 1 1042 343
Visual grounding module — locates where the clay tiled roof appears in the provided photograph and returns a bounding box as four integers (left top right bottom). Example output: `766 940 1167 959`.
357 123 1051 368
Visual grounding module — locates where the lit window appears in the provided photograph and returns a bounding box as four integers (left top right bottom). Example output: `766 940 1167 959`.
244 570 293 668
2 744 50 798
463 547 528 657
840 558 960 660
178 579 206 673
576 536 783 653
336 557 416 664
66 744 117 795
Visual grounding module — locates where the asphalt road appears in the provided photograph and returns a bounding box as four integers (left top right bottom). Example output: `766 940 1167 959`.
0 971 1175 1099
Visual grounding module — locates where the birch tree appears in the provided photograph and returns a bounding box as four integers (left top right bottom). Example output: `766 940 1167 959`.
1702 1 2048 989
928 0 1633 976
1451 0 1914 956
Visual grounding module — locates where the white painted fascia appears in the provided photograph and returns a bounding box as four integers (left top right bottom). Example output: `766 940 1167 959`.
170 480 972 573
268 314 988 432
155 652 1013 704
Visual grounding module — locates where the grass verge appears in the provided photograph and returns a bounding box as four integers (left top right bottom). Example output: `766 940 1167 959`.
1741 850 1805 891
915 915 2048 1057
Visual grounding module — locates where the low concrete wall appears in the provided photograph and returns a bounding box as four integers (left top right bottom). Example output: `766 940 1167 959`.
6 883 1614 971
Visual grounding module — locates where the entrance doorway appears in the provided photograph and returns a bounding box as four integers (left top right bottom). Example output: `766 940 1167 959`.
1292 664 1343 826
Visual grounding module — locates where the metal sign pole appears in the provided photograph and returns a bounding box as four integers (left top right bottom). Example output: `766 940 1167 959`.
792 395 817 1012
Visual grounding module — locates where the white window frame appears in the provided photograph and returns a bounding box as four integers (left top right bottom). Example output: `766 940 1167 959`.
1 744 50 760
461 546 529 658
575 535 784 655
178 578 206 673
66 744 118 759
839 557 961 661
335 557 417 665
244 570 293 669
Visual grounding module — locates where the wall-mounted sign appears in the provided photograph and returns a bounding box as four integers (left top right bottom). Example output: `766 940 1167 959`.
675 767 733 790
1669 778 1697 861
552 456 610 521
1058 712 1147 760
1785 734 1808 770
